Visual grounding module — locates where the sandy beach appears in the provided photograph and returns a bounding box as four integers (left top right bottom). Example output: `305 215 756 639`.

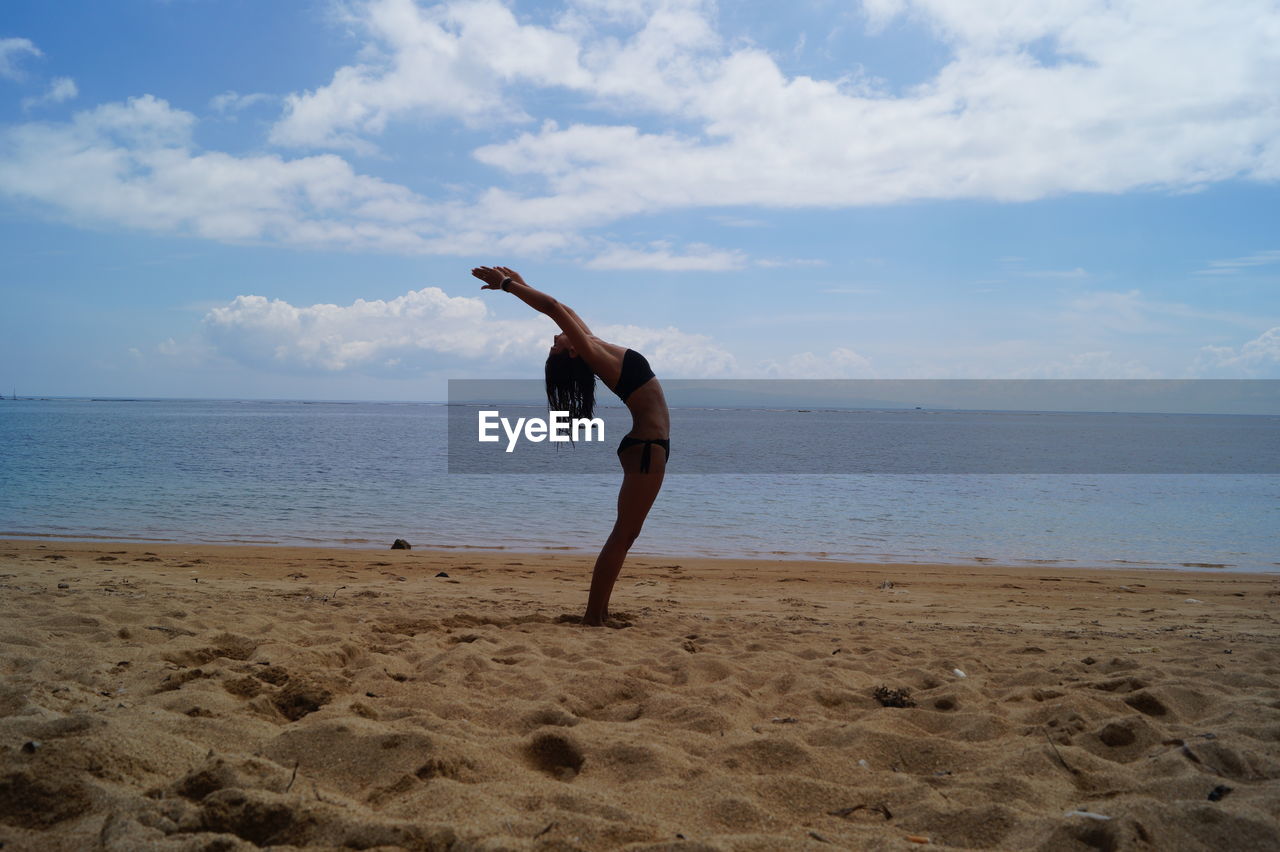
0 539 1276 851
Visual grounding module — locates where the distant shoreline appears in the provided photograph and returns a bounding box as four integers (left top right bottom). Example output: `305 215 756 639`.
4 386 1279 417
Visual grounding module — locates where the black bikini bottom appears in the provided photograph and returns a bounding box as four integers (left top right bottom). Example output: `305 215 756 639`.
617 435 670 473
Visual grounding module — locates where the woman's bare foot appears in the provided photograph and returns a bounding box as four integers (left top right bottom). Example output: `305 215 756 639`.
561 612 631 628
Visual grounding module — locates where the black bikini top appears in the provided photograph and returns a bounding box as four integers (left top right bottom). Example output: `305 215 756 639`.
610 349 656 402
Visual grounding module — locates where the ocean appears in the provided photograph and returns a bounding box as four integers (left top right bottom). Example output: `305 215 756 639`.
1 398 1276 572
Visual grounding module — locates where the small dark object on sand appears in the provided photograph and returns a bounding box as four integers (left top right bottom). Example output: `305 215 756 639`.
873 686 916 708
391 539 412 550
1043 727 1078 775
829 802 893 821
1208 785 1233 802
435 571 449 578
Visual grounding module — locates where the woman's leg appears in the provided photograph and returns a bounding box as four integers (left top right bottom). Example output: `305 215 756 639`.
583 449 666 626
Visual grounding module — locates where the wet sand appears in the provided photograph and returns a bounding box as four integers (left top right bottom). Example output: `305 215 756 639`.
0 539 1277 850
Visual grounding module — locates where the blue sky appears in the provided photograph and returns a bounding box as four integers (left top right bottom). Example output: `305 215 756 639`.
1 0 1278 400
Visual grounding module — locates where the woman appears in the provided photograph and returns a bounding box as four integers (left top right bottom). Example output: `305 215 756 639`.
472 265 669 627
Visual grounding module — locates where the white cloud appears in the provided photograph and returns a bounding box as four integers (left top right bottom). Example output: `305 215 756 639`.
210 90 275 113
21 76 76 109
269 0 722 152
1196 249 1280 275
584 240 746 270
0 95 445 250
7 1 1280 267
204 287 547 371
0 94 715 262
759 347 875 378
269 0 591 150
197 285 1277 381
456 0 1280 225
594 323 737 376
563 0 686 26
0 38 41 80
202 287 738 377
1196 327 1280 375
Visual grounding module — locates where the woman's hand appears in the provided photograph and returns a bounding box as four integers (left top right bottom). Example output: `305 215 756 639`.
494 266 527 288
471 265 527 290
471 266 505 290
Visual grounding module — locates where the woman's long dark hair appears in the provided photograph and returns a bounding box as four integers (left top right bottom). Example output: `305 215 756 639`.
545 351 596 421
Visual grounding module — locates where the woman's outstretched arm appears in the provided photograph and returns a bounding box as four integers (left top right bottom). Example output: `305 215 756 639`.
472 265 597 354
560 303 594 336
